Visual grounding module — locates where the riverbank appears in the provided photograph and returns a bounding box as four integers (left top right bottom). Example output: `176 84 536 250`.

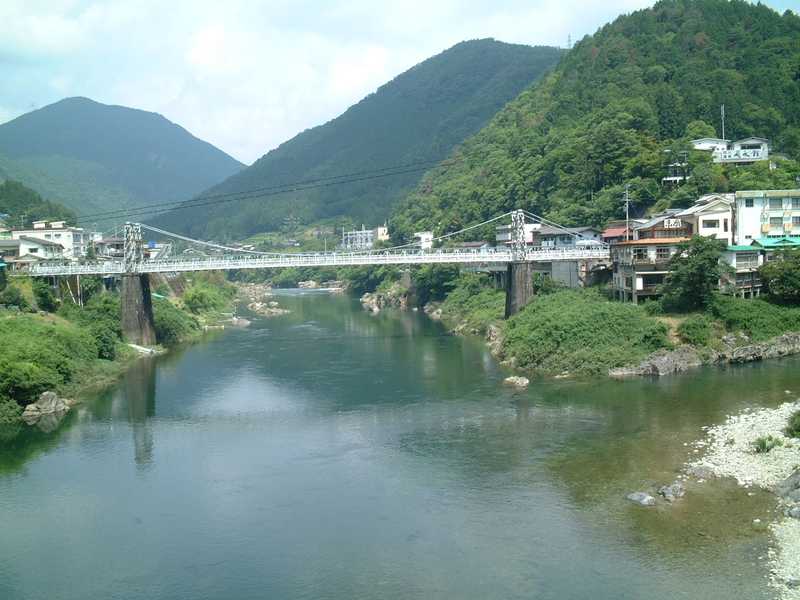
684 402 800 598
0 272 239 431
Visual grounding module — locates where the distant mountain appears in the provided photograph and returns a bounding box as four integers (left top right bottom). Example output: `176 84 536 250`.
0 97 244 217
390 0 800 240
0 179 75 228
157 39 563 239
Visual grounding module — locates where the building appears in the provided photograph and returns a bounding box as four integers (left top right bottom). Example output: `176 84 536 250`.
735 189 800 244
691 137 770 165
0 236 65 271
495 223 602 248
601 219 647 244
341 224 390 250
11 220 90 260
610 211 694 303
676 193 735 244
721 245 764 298
414 231 434 250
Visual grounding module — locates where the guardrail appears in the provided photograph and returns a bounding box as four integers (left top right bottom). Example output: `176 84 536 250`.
21 246 610 277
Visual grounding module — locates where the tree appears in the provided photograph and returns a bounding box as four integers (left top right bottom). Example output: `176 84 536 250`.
32 279 58 312
661 236 731 312
759 249 800 304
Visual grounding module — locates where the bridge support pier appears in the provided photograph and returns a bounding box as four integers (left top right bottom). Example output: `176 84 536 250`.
121 273 156 346
505 262 535 318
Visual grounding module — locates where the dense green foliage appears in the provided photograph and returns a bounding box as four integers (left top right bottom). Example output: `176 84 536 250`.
153 298 200 346
759 249 800 304
0 313 98 411
182 276 237 314
662 236 730 311
58 295 123 360
677 313 713 346
158 40 563 239
0 97 243 216
413 265 461 306
390 0 800 239
0 179 75 227
32 279 57 312
439 274 505 334
503 289 669 374
0 285 29 311
787 411 800 438
710 295 800 341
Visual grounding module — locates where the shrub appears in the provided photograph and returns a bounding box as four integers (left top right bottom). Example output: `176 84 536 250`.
183 284 227 314
677 314 712 346
439 274 504 334
662 236 731 312
642 299 664 316
787 411 800 439
58 294 122 360
0 286 30 311
153 298 199 346
0 396 22 425
32 279 58 312
759 249 800 304
753 435 783 454
710 295 800 341
503 288 669 375
413 265 459 305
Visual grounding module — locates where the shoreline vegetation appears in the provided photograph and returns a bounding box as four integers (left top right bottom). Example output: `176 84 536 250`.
0 272 240 431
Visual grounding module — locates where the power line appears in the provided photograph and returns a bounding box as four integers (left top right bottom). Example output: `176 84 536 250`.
76 157 459 225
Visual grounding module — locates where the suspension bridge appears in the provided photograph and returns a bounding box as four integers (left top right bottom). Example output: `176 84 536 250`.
16 210 610 345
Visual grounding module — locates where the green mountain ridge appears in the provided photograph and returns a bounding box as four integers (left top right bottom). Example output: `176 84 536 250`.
390 0 800 240
156 39 564 239
0 97 244 218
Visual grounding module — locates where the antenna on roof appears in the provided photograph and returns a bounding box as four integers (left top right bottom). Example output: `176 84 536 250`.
567 34 572 49
721 104 726 140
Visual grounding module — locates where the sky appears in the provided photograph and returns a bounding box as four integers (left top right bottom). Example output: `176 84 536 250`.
0 0 795 165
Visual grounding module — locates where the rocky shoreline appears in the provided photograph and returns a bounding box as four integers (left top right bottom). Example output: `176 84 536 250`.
21 391 82 433
237 282 291 317
685 402 800 598
610 333 800 378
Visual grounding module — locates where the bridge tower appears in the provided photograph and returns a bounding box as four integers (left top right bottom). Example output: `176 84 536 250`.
505 210 535 318
120 222 156 346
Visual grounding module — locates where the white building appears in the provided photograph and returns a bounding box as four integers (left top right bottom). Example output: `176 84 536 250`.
676 193 735 244
691 137 770 164
495 223 601 248
341 224 390 250
734 189 800 243
11 220 90 260
414 231 434 250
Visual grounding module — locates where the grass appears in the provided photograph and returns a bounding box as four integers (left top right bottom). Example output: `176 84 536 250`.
710 295 800 342
753 435 784 454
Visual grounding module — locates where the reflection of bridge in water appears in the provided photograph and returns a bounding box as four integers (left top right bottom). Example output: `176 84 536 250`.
18 210 610 344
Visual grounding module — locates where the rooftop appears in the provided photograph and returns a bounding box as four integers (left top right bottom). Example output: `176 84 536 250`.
612 237 690 246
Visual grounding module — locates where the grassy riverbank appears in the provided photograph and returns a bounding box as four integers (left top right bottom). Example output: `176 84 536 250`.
0 272 236 427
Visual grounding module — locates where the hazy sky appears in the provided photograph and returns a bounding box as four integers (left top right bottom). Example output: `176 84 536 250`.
1 0 795 164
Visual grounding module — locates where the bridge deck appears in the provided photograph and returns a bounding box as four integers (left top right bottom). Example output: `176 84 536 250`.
22 247 610 277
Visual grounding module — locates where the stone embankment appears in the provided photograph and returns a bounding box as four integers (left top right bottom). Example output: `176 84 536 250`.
21 391 81 432
237 282 290 318
685 401 800 599
610 332 800 378
361 282 410 313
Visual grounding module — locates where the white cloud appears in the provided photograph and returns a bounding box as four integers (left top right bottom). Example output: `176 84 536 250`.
0 0 791 164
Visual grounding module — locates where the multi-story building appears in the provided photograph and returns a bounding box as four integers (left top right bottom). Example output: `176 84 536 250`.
341 223 390 250
676 193 734 244
11 220 90 260
610 211 694 303
734 189 800 243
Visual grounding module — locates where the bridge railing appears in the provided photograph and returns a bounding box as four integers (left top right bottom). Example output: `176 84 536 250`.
20 245 610 277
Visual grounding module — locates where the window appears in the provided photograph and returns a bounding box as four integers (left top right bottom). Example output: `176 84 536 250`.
29 247 38 254
793 198 800 209
793 216 800 227
44 234 51 239
724 218 729 233
769 198 783 210
745 199 754 208
702 219 719 229
745 235 752 239
633 248 648 261
656 247 671 261
770 217 783 228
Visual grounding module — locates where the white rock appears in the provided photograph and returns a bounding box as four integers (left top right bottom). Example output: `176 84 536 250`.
503 376 529 388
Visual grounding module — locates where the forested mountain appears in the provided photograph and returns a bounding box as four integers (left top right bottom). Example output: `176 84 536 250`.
157 40 563 239
0 180 75 228
390 0 800 240
0 97 244 216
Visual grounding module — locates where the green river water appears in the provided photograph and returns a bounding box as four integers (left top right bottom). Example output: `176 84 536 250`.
0 290 794 599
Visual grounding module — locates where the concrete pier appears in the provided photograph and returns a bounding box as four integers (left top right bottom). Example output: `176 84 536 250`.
504 262 535 318
121 274 156 346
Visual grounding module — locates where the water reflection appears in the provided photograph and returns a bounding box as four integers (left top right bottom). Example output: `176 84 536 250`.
123 358 156 469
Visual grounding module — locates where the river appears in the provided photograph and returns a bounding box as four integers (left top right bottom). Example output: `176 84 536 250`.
0 290 794 599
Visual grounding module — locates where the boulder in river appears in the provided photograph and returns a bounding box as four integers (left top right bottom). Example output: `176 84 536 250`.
21 391 72 430
626 492 656 506
658 482 686 502
503 376 529 388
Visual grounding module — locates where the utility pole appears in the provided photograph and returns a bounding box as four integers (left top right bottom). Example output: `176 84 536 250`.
721 104 726 140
